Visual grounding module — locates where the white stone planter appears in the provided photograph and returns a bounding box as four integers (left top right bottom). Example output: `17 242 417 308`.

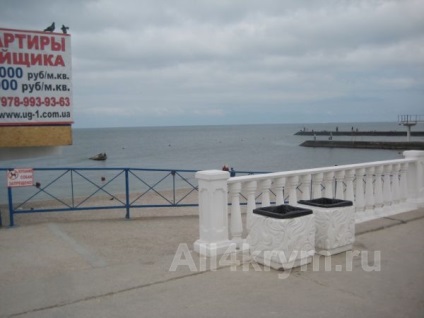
247 210 315 270
297 200 355 256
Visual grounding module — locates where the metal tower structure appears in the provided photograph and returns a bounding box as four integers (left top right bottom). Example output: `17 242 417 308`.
398 115 424 141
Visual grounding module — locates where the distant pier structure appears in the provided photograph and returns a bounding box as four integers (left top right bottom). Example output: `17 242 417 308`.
398 115 424 142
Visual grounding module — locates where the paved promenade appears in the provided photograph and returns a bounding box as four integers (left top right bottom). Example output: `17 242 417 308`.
0 208 423 317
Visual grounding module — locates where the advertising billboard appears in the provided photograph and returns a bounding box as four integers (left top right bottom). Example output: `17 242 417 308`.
0 28 72 125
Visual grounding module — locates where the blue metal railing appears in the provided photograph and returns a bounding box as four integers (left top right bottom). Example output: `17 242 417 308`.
0 167 268 226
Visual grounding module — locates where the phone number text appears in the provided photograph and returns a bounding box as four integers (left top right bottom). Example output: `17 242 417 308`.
1 96 70 107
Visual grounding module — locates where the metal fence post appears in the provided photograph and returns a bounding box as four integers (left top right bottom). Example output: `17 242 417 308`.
125 169 130 219
70 169 75 208
172 170 176 205
8 187 14 227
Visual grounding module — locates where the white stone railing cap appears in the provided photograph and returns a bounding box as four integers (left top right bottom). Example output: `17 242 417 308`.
403 150 424 159
228 157 417 184
195 170 230 181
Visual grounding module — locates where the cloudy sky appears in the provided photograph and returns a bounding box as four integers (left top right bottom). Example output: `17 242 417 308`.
1 0 423 128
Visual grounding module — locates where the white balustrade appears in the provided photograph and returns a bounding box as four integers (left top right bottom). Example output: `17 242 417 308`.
355 168 365 213
286 175 299 205
345 169 355 202
374 166 384 209
194 151 424 257
312 173 324 199
323 171 334 199
383 164 392 207
229 182 243 248
272 177 286 205
392 164 401 205
260 179 272 207
365 167 375 212
399 163 409 203
300 174 312 201
335 170 345 200
244 180 257 231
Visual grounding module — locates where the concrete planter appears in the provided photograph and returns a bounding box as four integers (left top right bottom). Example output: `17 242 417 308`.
297 198 355 256
246 205 315 270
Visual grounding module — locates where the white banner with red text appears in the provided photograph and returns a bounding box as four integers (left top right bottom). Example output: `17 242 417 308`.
0 28 72 125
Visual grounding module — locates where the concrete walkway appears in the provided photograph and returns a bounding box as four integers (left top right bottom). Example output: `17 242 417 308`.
0 209 424 317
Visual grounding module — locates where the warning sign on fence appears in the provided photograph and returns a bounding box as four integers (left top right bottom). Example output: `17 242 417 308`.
7 168 34 187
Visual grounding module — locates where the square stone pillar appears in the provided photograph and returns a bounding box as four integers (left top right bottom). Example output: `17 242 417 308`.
403 151 424 207
194 170 236 257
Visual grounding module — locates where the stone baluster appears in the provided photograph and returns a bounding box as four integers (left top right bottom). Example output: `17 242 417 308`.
228 182 243 248
374 166 384 209
392 164 401 205
335 170 345 200
272 177 286 205
355 168 365 212
287 175 299 205
345 169 355 203
383 164 392 206
245 180 257 231
399 163 409 203
312 173 324 199
323 171 335 198
260 179 272 207
364 167 375 212
300 174 312 200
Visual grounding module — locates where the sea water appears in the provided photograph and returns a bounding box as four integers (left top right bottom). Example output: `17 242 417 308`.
1 122 423 204
3 121 421 171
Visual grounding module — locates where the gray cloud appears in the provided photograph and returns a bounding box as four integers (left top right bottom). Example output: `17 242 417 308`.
1 0 423 127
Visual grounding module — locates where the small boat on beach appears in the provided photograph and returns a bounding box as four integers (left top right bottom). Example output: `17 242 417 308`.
89 153 107 161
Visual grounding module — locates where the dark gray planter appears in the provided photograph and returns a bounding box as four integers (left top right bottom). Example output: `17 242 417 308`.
253 204 312 219
298 198 352 208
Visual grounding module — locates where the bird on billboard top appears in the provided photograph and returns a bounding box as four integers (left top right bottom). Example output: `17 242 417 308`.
43 22 69 34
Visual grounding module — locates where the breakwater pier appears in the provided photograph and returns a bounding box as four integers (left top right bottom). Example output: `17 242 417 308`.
295 130 424 137
300 140 424 150
296 120 424 149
